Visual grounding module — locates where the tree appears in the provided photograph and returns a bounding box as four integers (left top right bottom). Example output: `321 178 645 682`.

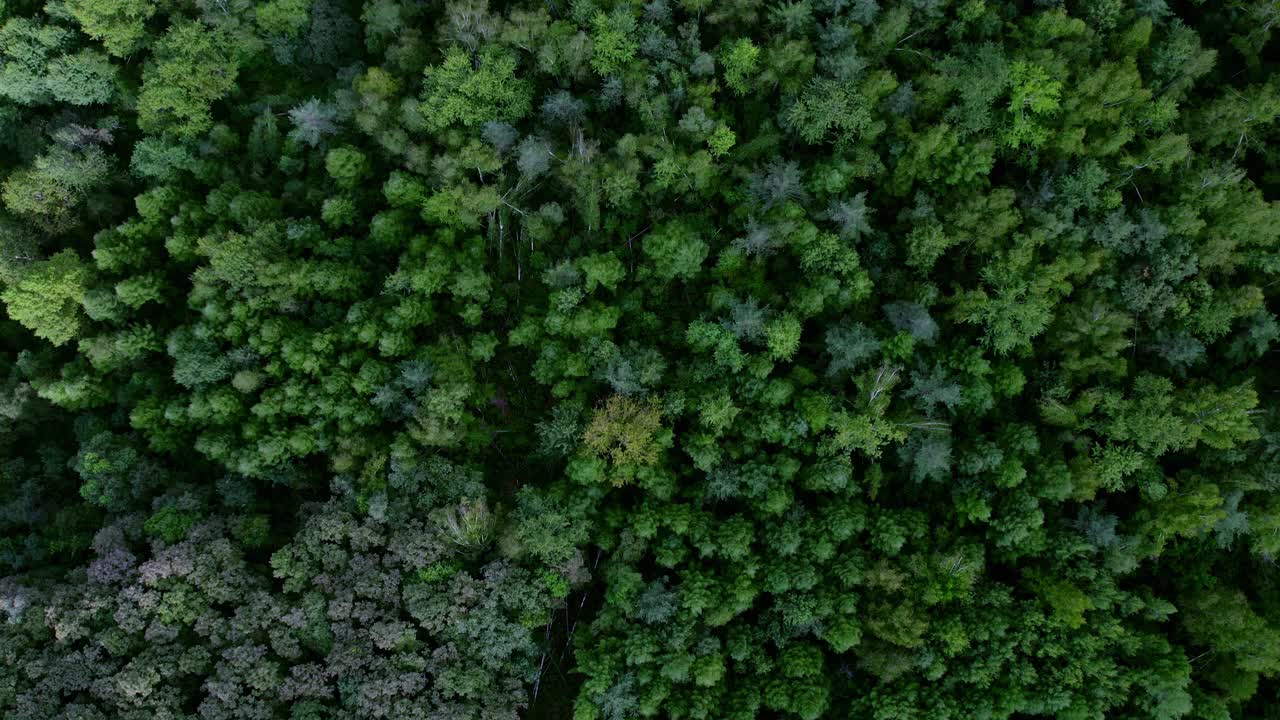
1 145 112 230
45 50 117 105
137 22 241 138
0 17 73 105
643 219 709 282
420 46 533 130
1001 61 1062 149
784 77 873 147
65 0 157 56
1 250 91 346
590 9 637 77
583 394 664 473
720 38 760 95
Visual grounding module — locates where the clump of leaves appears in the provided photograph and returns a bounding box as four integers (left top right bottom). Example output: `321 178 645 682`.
582 395 664 469
439 497 495 553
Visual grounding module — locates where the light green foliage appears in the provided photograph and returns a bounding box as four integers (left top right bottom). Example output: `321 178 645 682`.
765 314 802 361
1 145 112 230
46 49 117 105
579 252 625 291
1100 375 1259 458
143 505 201 542
255 0 314 37
784 78 872 146
137 22 240 138
720 38 760 95
589 9 637 76
1193 82 1280 158
1 250 90 345
325 146 369 189
421 46 533 130
939 42 1011 135
1183 588 1280 676
642 220 708 281
708 124 736 157
890 123 996 194
65 0 156 56
0 17 73 105
582 394 663 474
904 221 954 269
129 137 199 180
1002 61 1063 148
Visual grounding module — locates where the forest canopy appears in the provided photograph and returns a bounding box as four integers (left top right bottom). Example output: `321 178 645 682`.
1 0 1279 719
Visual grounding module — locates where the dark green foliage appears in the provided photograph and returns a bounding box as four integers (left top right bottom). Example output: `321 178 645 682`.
1 1 1279 719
